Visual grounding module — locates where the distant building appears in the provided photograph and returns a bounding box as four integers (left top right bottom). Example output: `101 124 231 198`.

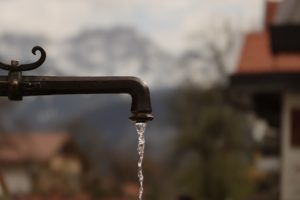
231 0 300 199
0 132 87 197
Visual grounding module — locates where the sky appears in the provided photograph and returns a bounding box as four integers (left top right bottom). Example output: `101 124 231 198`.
0 0 265 53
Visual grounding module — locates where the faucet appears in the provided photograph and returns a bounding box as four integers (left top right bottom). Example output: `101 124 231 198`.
0 46 153 123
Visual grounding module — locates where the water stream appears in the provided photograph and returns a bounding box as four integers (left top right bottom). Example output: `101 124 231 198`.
135 122 147 200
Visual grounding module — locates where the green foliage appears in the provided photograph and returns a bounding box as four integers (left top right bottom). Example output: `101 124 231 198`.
170 85 254 200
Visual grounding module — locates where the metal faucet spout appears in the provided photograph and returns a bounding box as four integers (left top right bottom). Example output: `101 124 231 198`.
0 46 153 123
0 76 154 122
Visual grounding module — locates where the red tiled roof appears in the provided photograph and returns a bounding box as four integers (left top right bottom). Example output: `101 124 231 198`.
0 132 69 163
237 31 300 74
235 1 300 75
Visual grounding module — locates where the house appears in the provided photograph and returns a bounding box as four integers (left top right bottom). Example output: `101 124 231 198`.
0 132 87 197
230 0 300 199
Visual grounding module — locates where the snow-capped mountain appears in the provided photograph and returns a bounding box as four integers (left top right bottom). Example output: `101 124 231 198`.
0 27 211 89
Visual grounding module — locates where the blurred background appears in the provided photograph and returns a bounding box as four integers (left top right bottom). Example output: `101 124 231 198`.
0 0 298 199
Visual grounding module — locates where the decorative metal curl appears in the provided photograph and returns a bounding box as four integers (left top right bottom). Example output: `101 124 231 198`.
0 46 46 71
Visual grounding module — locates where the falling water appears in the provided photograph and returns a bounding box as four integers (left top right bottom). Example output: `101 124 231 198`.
135 122 147 200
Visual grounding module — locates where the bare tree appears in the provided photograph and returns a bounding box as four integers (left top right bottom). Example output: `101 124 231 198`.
186 20 241 86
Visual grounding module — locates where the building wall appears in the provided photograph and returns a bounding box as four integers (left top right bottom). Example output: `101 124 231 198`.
1 168 32 195
281 93 300 200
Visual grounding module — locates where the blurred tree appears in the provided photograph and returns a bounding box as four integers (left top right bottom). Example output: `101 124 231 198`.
65 118 163 199
169 86 254 200
185 20 241 86
0 99 14 131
